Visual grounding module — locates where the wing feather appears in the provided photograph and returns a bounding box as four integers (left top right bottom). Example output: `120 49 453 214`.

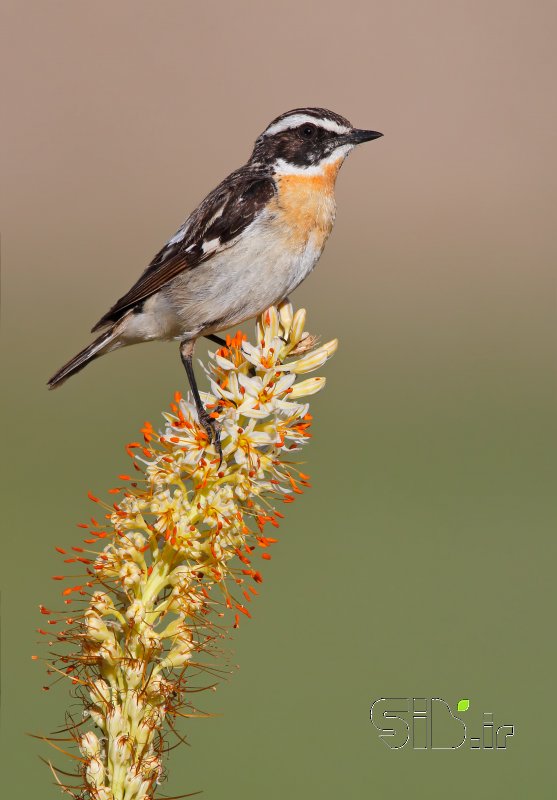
92 167 275 332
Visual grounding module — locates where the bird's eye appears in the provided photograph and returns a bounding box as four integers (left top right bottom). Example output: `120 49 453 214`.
300 124 316 138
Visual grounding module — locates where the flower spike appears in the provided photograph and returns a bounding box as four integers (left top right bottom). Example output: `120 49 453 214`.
38 305 336 799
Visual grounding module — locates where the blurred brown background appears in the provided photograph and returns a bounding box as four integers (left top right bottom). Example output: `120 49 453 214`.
1 1 555 798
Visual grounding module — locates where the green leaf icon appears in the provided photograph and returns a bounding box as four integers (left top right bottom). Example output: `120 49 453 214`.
457 699 470 712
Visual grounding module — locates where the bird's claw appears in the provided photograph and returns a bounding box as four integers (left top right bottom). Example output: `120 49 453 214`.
198 409 223 467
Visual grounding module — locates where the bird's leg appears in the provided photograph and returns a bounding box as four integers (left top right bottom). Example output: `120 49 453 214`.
203 332 240 410
179 339 222 463
204 334 226 348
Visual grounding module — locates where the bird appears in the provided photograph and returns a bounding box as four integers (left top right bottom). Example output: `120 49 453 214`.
48 107 382 455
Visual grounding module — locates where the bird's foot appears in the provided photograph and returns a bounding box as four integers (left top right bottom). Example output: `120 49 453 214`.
198 408 223 466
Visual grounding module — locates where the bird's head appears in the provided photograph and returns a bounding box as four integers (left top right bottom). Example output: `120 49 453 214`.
251 107 382 174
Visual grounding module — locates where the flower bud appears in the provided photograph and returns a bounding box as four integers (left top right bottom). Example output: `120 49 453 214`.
98 637 122 665
119 561 142 588
140 753 162 781
90 679 111 705
80 731 101 758
290 308 306 346
139 628 162 652
263 305 280 342
90 592 114 616
122 769 144 799
125 599 145 626
105 705 125 739
158 643 193 669
85 613 113 644
123 660 144 689
288 339 338 373
169 565 191 586
145 676 172 703
89 708 106 731
109 734 132 767
158 617 185 639
85 755 105 788
289 376 326 399
278 299 294 336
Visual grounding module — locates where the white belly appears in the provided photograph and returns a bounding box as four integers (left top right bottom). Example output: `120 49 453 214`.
162 213 323 337
118 208 328 346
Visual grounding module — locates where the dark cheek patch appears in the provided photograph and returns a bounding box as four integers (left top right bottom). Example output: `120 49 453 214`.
266 129 336 168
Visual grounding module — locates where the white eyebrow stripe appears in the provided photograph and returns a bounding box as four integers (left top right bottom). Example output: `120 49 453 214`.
264 114 350 137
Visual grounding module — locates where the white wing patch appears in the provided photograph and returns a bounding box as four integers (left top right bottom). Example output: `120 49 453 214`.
165 202 226 254
202 237 221 254
167 224 188 246
204 204 225 228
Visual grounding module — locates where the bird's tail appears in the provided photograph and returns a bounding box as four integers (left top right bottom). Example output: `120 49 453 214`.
47 327 117 389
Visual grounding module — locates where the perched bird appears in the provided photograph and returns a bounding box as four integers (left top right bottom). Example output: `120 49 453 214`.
48 107 382 453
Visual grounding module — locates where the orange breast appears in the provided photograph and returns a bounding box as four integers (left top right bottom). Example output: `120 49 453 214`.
271 159 342 251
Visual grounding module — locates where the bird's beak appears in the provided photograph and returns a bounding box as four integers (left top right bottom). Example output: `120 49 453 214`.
347 128 383 145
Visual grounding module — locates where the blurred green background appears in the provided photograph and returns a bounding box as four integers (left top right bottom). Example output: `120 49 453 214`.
1 1 555 797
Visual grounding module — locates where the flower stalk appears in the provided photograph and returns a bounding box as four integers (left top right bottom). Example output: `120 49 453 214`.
37 302 336 799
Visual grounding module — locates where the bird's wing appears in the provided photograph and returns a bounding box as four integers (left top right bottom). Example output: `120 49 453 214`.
92 167 276 332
